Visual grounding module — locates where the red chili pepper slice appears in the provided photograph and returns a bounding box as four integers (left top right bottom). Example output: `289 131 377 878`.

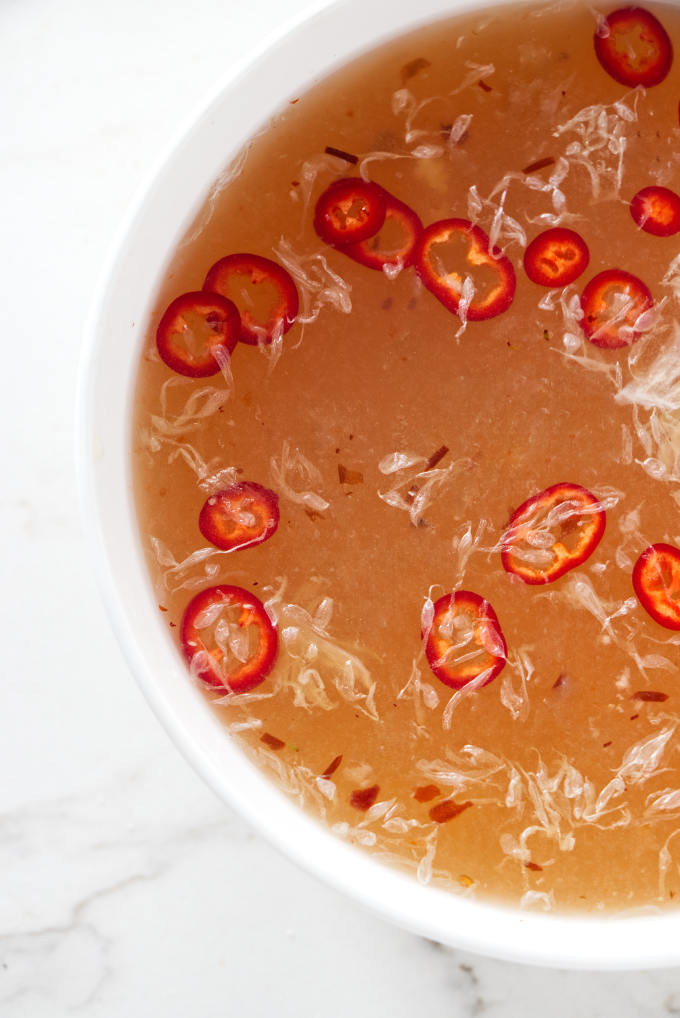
633 543 680 630
203 253 299 346
199 481 279 551
422 590 507 689
155 291 240 377
523 227 590 288
630 185 680 237
339 186 423 270
501 482 606 585
580 269 653 349
314 178 387 247
180 585 277 692
414 218 516 321
594 7 673 88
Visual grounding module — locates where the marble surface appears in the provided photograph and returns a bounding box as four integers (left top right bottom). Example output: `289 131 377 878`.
4 0 680 1012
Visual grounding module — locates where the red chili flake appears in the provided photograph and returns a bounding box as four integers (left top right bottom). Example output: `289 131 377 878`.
580 269 653 349
199 481 279 552
340 185 423 270
501 482 606 585
423 590 506 689
522 156 556 175
630 714 640 721
324 145 359 164
413 784 441 803
155 291 240 377
159 604 168 612
523 228 589 288
203 253 299 346
180 585 277 692
525 861 543 872
478 79 493 92
423 445 449 471
314 178 386 247
321 754 343 778
594 7 673 88
633 543 680 630
400 57 431 84
349 784 380 811
429 798 473 824
632 690 669 702
630 185 680 237
553 672 572 690
261 733 286 751
414 218 516 321
337 464 364 485
603 740 613 747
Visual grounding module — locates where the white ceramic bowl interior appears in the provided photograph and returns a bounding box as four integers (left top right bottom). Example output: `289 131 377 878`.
77 0 680 969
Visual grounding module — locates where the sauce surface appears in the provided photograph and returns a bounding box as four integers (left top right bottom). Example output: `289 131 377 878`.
133 0 680 913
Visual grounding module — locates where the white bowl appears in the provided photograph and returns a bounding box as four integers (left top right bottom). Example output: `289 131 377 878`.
77 0 680 969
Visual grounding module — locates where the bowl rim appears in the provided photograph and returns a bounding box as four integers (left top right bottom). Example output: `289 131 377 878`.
76 0 680 970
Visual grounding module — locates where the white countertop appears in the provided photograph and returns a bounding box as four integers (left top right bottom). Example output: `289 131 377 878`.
5 0 680 1011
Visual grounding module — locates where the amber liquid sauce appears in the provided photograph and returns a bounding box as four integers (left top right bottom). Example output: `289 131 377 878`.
133 1 680 912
